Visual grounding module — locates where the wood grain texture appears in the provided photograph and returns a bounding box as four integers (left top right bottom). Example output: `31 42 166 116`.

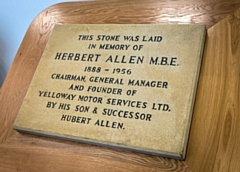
186 8 240 171
0 1 240 171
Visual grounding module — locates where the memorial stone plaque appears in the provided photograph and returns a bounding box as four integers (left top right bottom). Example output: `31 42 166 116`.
14 24 206 160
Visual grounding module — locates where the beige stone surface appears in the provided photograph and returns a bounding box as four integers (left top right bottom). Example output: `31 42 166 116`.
14 24 205 159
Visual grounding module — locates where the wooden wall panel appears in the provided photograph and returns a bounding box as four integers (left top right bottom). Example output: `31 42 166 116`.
186 8 240 171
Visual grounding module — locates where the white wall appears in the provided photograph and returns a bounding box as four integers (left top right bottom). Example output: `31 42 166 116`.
0 1 87 86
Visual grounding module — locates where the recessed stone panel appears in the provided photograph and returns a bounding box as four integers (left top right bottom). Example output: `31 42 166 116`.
14 24 206 160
